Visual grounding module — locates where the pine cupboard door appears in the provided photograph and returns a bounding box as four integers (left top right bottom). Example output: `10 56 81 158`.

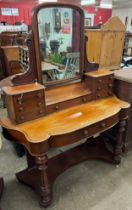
110 32 125 69
99 31 115 69
85 30 102 64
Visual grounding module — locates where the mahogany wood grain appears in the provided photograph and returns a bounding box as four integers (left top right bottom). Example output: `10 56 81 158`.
3 83 45 95
1 96 129 144
85 69 113 77
84 70 114 100
45 82 91 105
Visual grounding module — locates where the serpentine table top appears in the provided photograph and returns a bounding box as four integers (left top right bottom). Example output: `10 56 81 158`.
0 96 129 144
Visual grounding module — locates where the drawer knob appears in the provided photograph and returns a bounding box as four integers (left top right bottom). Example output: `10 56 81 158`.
108 84 112 88
38 102 42 106
98 79 102 83
19 107 23 111
108 91 112 95
83 130 89 135
109 76 113 80
36 93 42 98
20 116 24 120
97 86 101 90
39 110 43 114
101 123 106 128
82 97 87 102
55 105 59 110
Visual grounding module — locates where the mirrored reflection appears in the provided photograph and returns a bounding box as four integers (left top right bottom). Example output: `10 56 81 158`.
38 7 81 83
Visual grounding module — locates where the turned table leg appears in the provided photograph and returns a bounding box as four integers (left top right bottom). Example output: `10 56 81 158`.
114 119 128 164
35 154 52 207
0 177 4 199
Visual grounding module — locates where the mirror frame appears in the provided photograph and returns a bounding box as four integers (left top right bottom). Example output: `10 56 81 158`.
31 2 85 88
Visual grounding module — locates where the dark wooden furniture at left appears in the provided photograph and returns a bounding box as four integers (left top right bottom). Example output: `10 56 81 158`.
0 178 4 200
0 46 22 78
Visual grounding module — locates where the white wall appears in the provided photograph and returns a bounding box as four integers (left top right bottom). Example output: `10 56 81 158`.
112 7 132 32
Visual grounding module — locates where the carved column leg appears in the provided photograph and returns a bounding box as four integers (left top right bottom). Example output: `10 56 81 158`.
122 120 129 154
26 150 36 168
113 119 127 164
35 154 52 207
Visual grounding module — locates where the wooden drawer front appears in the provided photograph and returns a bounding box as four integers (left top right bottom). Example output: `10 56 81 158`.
16 108 45 124
96 75 113 99
51 114 119 147
13 90 45 124
46 93 92 114
14 90 45 109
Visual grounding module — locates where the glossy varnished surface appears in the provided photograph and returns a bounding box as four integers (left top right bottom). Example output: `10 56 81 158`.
1 96 129 143
85 69 113 77
45 82 91 105
2 83 44 95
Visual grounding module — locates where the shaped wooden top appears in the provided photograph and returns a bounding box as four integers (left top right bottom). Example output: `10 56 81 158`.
85 69 113 78
1 96 130 143
2 83 44 95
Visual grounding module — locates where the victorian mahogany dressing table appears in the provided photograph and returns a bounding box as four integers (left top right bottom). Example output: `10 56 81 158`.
0 2 130 207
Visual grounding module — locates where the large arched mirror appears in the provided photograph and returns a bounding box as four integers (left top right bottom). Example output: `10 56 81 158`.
31 3 85 86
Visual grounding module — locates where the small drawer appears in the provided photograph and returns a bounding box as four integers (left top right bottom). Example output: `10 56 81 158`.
82 114 118 138
14 90 45 106
52 114 119 147
47 94 92 114
16 107 45 124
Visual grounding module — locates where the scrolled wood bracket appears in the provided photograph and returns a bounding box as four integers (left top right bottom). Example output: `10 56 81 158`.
11 31 38 86
84 36 99 72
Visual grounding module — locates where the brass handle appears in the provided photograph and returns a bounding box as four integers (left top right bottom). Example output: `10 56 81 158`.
17 94 23 105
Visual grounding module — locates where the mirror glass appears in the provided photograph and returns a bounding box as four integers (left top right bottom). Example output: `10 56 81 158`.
38 7 81 83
